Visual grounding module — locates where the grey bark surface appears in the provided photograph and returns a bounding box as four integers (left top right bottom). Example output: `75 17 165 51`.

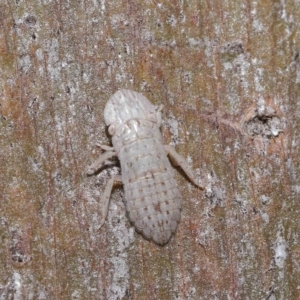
1 1 300 299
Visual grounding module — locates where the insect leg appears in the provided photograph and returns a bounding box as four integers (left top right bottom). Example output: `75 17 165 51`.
164 145 204 189
86 150 117 175
95 143 115 151
99 174 122 227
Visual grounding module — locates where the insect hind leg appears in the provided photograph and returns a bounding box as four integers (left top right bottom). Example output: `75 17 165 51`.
99 175 122 227
164 145 204 189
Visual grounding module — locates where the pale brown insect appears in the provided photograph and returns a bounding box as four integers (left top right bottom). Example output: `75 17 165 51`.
87 89 203 245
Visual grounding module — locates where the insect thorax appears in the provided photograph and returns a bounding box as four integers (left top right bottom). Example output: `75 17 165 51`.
111 119 163 153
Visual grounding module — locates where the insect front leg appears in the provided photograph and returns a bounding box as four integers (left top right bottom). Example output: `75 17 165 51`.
95 143 114 151
164 145 204 189
86 144 117 175
99 174 122 227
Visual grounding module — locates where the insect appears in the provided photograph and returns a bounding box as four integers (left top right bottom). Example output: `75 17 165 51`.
87 89 203 245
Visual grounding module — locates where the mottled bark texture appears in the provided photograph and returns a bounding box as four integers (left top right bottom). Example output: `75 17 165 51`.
1 1 300 299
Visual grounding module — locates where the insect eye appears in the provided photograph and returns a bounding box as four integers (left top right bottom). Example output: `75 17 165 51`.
108 124 116 135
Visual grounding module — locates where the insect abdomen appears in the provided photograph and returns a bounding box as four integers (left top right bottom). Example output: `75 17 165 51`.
119 138 182 245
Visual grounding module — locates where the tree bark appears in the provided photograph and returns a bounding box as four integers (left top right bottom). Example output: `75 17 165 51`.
1 0 299 299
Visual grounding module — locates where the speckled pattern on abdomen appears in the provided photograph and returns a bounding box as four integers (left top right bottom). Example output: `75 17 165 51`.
119 138 182 244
